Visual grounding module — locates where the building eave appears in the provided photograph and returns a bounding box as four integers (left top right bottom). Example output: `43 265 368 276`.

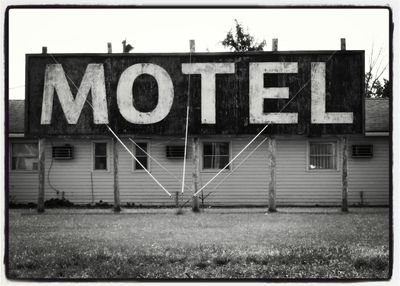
9 133 25 138
364 132 389 137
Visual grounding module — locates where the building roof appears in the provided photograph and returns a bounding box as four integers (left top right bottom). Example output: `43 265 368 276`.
8 100 25 134
365 99 390 132
8 99 389 135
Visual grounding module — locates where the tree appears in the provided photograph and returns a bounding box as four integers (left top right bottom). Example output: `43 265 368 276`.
222 19 266 52
365 74 390 99
365 46 390 98
382 79 390 98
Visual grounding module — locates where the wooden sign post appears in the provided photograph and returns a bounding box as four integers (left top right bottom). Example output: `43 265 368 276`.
272 38 278 52
341 136 349 212
268 137 277 212
269 38 278 212
341 38 346 51
192 137 200 212
37 46 47 213
113 137 121 212
340 38 349 212
189 40 201 212
37 138 45 213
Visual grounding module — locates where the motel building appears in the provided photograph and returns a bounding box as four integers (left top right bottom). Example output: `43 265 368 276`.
7 49 390 211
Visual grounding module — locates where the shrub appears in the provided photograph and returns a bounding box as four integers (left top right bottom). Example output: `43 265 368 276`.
44 198 74 207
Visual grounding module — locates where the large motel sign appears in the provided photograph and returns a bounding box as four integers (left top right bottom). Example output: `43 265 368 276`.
25 51 364 137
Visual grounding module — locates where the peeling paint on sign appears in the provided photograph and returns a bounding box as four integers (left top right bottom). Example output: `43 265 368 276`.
182 63 235 124
26 52 364 136
311 62 354 124
249 62 299 124
117 63 174 124
41 64 108 124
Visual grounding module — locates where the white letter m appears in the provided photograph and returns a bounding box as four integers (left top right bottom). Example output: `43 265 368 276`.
40 64 109 124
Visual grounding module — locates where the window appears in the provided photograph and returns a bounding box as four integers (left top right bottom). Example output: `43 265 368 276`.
93 142 108 170
11 143 38 171
309 142 337 170
134 143 148 170
203 142 230 170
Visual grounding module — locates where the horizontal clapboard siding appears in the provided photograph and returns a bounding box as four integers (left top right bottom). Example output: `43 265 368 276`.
44 139 114 204
118 137 270 206
276 139 342 205
199 138 269 206
8 136 389 206
9 172 39 203
275 137 389 206
118 138 194 206
348 137 389 205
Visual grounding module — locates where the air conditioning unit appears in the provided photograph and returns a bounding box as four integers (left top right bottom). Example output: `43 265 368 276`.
166 145 186 159
352 145 373 158
52 145 74 160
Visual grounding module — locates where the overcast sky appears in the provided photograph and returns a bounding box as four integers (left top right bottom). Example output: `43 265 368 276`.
8 7 389 99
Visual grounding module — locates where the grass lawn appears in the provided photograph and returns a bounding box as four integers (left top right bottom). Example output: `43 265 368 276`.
7 207 390 280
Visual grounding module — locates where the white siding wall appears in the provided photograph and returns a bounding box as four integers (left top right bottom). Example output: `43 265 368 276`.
118 138 194 206
44 138 114 204
8 136 389 206
276 139 343 205
348 137 389 205
275 137 389 206
119 137 270 206
198 138 270 206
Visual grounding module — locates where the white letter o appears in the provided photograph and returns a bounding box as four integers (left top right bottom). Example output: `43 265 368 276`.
117 63 174 124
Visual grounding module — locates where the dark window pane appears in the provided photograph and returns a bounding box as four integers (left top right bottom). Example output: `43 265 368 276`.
310 144 317 155
202 142 230 170
95 143 107 156
326 144 333 155
136 143 147 157
218 143 229 155
135 156 148 170
137 143 147 150
219 156 230 169
135 143 148 170
203 144 213 156
95 157 107 170
203 156 212 169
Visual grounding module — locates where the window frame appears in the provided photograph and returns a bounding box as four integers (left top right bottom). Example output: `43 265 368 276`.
306 140 339 172
92 141 110 172
201 140 231 172
132 141 150 172
10 141 39 173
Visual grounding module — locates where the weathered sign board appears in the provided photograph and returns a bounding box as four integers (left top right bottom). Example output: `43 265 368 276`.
25 51 364 136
